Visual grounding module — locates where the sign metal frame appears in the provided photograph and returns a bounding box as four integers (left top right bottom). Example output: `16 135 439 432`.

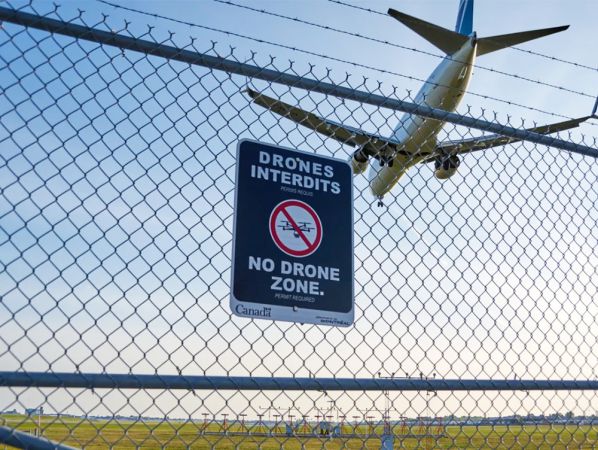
230 139 354 327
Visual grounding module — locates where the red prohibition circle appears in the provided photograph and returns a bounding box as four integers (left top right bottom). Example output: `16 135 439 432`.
269 199 322 257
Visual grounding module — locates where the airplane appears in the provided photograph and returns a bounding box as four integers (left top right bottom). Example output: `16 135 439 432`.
278 220 314 238
245 0 593 206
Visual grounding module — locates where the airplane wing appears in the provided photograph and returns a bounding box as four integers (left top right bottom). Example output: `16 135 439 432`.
245 88 404 157
246 88 589 164
423 116 590 163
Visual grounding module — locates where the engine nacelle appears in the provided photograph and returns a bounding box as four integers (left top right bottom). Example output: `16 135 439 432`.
350 148 369 174
434 155 460 179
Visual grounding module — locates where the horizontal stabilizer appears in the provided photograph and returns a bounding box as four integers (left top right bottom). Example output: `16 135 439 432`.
388 8 469 55
477 25 569 56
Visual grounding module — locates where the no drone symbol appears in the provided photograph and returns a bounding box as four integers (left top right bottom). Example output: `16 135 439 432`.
269 199 322 257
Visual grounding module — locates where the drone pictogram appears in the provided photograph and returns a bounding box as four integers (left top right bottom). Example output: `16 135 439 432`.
270 200 322 257
278 220 314 238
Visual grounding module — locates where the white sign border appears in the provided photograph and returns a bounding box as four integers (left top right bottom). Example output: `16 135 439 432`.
229 138 354 327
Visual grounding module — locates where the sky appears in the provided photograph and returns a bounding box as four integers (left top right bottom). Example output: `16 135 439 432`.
1 0 598 426
91 0 598 127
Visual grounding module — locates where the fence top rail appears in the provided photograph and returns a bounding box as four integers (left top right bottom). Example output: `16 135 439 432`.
2 372 598 392
0 425 79 450
0 6 596 158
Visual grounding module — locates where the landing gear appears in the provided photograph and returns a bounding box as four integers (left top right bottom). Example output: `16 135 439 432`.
378 157 394 167
377 196 384 207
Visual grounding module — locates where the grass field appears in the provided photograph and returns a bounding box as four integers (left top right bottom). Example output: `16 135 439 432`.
3 414 598 449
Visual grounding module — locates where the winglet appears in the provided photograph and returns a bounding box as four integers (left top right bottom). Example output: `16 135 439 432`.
592 95 598 118
244 87 258 99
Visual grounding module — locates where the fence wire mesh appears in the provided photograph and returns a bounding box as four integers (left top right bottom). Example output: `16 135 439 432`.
2 2 598 449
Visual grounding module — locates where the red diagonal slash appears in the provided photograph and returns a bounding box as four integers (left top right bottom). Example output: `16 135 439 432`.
270 199 322 258
280 207 312 248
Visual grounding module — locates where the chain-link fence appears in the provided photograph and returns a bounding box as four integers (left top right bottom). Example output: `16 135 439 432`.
2 2 598 449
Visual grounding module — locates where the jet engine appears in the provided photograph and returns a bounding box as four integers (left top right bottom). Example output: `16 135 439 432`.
350 147 369 174
434 155 460 179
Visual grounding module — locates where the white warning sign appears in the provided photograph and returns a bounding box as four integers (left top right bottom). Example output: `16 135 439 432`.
269 200 322 258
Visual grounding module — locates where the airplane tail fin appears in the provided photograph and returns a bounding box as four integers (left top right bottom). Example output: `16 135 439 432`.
455 0 474 36
477 26 569 55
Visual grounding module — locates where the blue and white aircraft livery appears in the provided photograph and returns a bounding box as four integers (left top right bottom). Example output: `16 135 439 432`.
246 0 591 204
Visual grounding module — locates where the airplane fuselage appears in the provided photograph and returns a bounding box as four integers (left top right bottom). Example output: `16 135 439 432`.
368 38 477 197
247 4 575 201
